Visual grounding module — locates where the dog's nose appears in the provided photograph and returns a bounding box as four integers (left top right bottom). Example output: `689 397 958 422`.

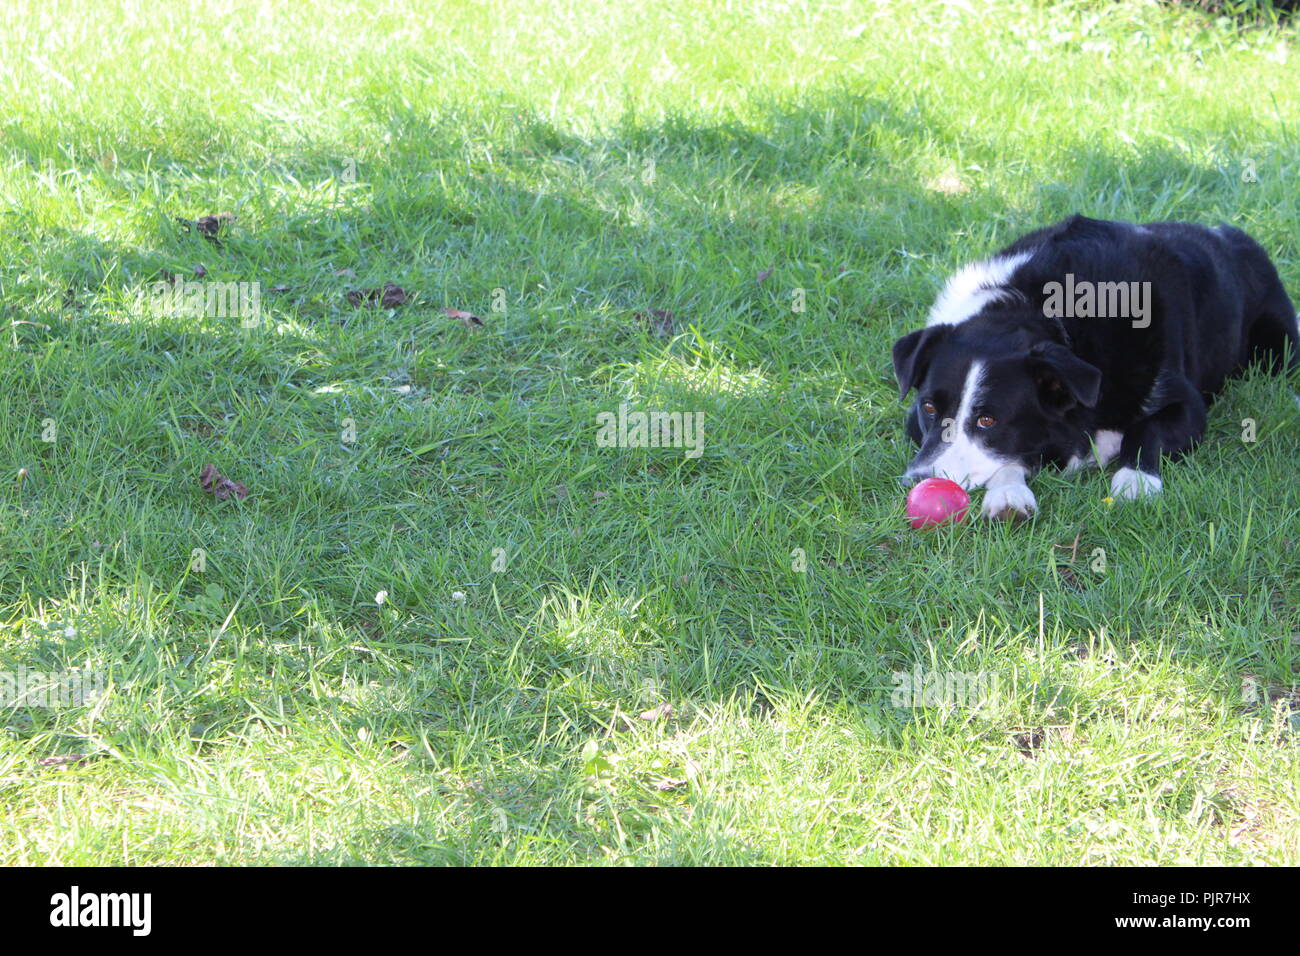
897 473 919 489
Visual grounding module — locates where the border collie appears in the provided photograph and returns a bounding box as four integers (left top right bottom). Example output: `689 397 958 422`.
893 215 1298 520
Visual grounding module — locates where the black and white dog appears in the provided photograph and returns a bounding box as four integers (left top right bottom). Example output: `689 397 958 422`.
893 215 1299 519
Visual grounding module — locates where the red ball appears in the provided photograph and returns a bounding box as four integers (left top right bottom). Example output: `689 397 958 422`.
905 477 970 529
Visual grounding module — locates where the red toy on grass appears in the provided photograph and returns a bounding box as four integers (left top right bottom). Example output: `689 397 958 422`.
905 477 970 529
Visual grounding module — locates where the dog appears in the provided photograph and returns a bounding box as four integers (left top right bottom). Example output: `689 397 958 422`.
892 215 1299 520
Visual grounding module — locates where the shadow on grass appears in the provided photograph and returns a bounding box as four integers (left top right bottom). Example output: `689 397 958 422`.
2 86 1297 862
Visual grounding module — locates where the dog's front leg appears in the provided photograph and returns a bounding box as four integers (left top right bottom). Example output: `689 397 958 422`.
1110 376 1207 500
981 464 1037 521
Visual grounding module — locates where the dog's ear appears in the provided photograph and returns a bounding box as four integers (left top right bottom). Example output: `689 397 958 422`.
892 326 950 400
1029 342 1101 410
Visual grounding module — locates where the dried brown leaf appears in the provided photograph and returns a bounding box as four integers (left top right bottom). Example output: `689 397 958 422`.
1011 727 1045 758
442 306 483 327
348 283 412 308
635 309 674 338
178 212 233 243
38 753 91 769
199 463 249 501
639 703 674 721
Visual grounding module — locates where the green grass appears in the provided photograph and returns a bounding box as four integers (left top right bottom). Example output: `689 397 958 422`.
1 0 1298 864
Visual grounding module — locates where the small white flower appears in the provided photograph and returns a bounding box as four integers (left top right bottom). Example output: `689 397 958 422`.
451 591 467 603
62 626 77 638
374 590 388 605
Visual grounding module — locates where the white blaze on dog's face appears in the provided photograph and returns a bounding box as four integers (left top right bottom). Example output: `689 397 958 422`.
903 360 1015 488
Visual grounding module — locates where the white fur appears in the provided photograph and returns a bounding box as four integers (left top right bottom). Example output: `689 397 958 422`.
981 465 1037 519
1111 467 1162 499
1065 429 1124 472
1093 429 1123 465
926 251 1034 327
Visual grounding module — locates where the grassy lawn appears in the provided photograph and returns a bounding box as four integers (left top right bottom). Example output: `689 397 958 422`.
1 0 1298 865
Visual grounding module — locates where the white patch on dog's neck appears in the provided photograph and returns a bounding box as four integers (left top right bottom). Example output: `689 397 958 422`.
927 251 1034 327
1064 429 1124 472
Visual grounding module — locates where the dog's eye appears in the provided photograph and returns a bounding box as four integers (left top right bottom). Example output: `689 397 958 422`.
921 401 937 416
976 414 997 429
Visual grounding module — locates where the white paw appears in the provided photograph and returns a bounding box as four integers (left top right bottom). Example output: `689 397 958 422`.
1110 467 1162 500
981 481 1037 521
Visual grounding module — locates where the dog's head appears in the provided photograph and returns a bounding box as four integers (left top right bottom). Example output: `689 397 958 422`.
892 325 1101 488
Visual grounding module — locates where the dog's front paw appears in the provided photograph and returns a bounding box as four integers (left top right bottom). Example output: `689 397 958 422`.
1110 467 1162 500
981 482 1037 521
